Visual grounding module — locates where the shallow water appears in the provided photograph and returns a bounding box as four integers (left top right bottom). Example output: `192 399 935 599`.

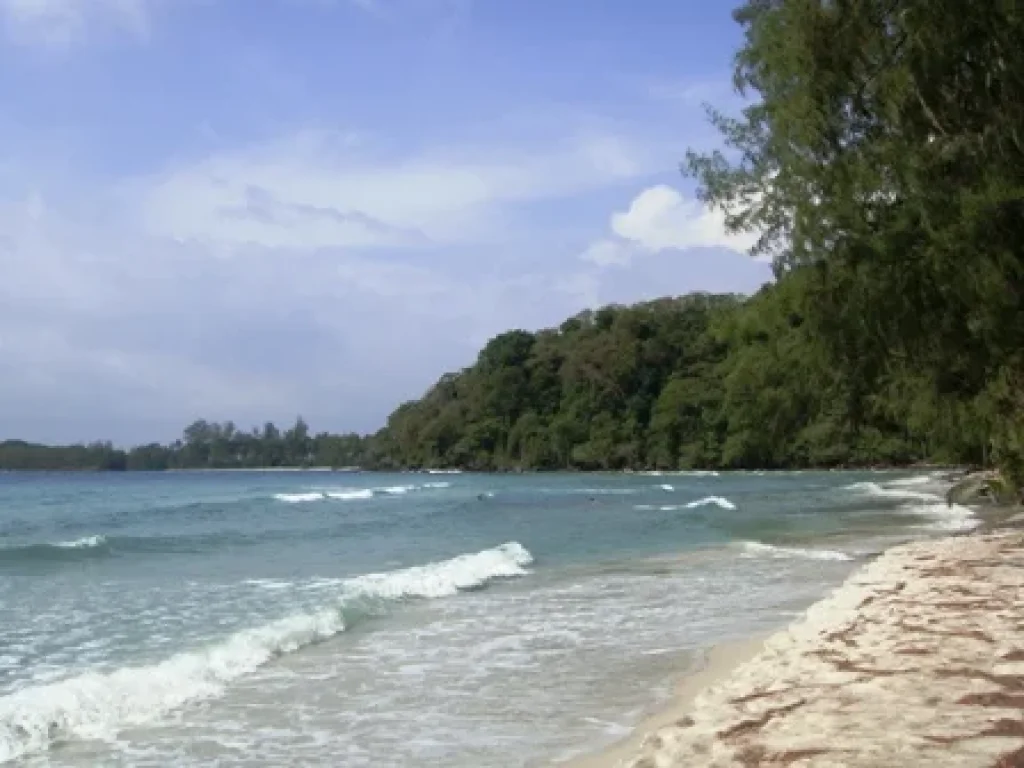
0 469 972 766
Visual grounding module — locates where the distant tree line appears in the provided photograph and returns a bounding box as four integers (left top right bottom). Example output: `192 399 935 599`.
0 419 368 472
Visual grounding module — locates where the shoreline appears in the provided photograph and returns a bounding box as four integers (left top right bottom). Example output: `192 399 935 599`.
562 636 769 768
570 529 1024 767
0 464 970 474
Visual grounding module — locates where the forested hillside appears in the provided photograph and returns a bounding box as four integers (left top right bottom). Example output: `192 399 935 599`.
3 0 1022 480
374 283 938 471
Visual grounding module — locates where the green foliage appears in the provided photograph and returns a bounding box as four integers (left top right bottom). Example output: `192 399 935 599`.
364 289 947 471
684 0 1024 485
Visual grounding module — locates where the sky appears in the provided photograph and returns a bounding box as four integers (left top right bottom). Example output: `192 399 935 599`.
0 0 771 445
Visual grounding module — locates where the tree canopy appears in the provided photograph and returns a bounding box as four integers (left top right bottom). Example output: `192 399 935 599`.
683 0 1024 484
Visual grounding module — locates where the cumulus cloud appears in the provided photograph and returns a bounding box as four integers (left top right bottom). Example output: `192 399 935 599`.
581 184 759 267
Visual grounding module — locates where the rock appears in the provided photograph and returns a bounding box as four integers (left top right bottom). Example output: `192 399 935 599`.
946 471 1000 506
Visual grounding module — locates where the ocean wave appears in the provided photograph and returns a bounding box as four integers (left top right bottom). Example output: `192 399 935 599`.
845 481 939 503
685 496 736 510
739 541 853 562
273 492 326 503
53 535 107 549
274 482 452 504
324 489 375 501
846 477 978 532
0 536 111 565
886 473 941 488
0 541 532 763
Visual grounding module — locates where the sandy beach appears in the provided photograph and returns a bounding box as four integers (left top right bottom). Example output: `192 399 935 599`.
573 529 1024 767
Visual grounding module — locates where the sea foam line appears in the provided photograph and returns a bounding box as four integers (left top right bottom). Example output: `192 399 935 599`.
273 482 452 504
0 541 532 763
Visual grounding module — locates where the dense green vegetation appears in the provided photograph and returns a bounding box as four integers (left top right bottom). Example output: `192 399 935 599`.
0 419 369 471
681 0 1024 485
3 1 1021 480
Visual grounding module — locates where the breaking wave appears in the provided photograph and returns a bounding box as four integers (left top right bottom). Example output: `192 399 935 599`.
0 542 533 763
53 535 107 549
0 535 111 565
273 482 452 504
685 496 736 510
845 477 978 532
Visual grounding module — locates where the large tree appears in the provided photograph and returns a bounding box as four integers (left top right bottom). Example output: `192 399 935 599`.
686 0 1024 482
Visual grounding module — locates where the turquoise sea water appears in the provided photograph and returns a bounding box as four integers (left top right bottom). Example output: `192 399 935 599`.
0 469 974 766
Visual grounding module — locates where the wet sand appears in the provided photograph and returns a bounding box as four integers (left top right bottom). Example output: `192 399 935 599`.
564 636 768 768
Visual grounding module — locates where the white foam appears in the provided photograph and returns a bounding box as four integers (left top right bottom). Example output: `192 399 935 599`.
659 484 674 492
685 496 736 511
52 535 107 549
739 541 853 562
845 481 938 502
277 483 448 503
273 492 324 503
886 473 940 487
346 541 532 600
847 478 978 531
0 542 532 762
325 489 374 501
379 485 416 495
243 579 292 591
909 503 981 532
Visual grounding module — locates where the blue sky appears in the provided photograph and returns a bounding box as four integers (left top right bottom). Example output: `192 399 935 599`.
0 0 771 444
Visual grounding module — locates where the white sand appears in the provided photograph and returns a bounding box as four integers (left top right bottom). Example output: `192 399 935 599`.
585 532 1024 767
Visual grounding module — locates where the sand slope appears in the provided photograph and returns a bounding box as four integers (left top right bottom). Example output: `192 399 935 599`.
623 533 1024 767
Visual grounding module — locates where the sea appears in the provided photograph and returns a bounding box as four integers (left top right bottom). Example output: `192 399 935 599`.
0 469 977 766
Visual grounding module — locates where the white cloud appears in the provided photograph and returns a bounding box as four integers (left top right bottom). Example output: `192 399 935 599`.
136 130 657 251
0 0 149 46
580 184 759 268
579 239 633 267
612 184 758 252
